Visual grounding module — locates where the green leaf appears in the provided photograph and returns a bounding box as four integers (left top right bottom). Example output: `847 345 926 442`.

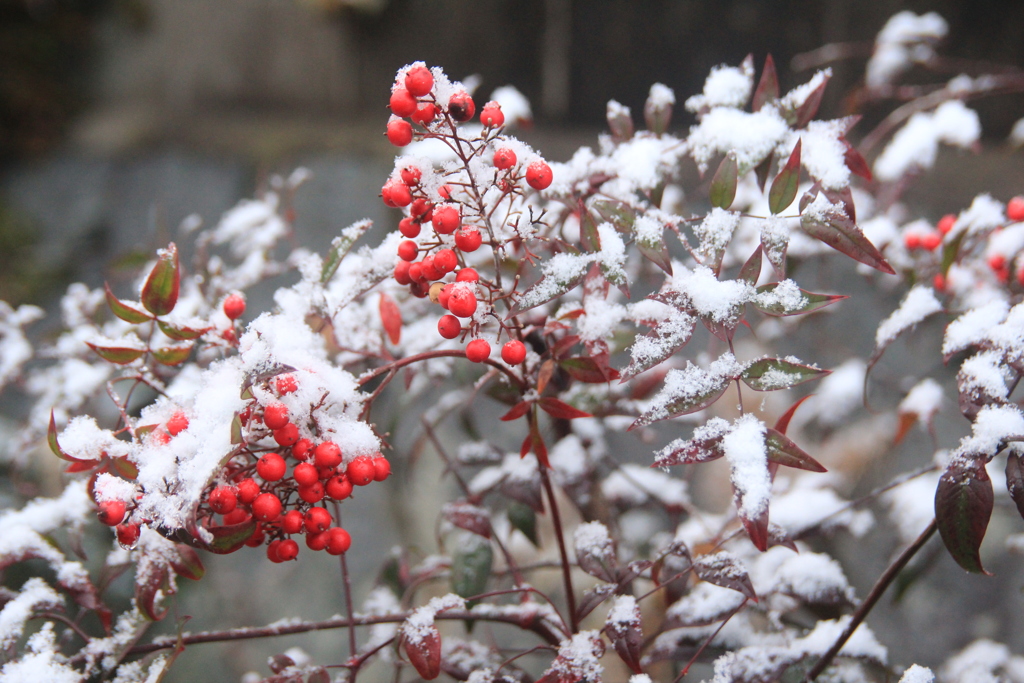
752 54 779 112
321 219 372 284
110 457 139 479
768 139 801 215
752 282 847 316
507 502 538 547
936 457 993 574
230 412 243 445
592 199 636 232
105 283 152 324
171 545 206 580
709 153 738 209
197 518 257 555
158 320 211 341
765 428 826 472
152 344 193 366
740 357 829 391
579 204 601 253
800 192 895 274
450 535 493 602
86 342 146 365
141 243 180 316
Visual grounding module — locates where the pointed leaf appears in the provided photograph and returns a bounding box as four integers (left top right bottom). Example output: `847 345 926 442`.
741 357 829 391
774 394 814 435
105 283 152 324
48 411 91 463
86 342 146 365
322 219 372 284
592 199 636 232
521 418 550 468
752 54 779 112
507 502 538 547
1006 454 1024 521
739 245 763 286
621 310 695 381
442 502 491 539
792 72 830 128
170 545 205 580
501 401 532 422
843 139 873 181
110 457 139 479
694 551 757 602
753 282 847 316
768 139 801 215
379 292 402 345
800 194 894 274
580 205 602 254
136 564 170 621
141 243 180 316
157 320 211 341
636 234 673 275
709 153 738 209
404 623 442 680
654 433 725 467
230 412 243 445
538 397 592 420
753 152 774 193
576 584 616 622
631 370 732 430
450 536 493 601
742 506 770 552
560 356 620 383
935 457 993 574
152 344 193 366
765 428 826 472
507 261 588 318
197 517 257 554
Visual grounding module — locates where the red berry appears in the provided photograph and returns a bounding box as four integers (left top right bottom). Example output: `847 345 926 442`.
372 457 391 482
1018 266 1024 287
326 475 353 500
294 462 319 487
438 283 454 309
314 441 342 469
166 411 189 436
223 508 248 525
937 213 956 234
409 281 429 298
401 166 422 186
116 523 140 548
920 232 941 251
298 482 325 504
326 527 352 555
405 65 434 97
209 486 238 514
245 524 265 547
264 402 289 431
933 273 946 291
434 248 458 273
387 180 412 207
480 102 505 128
432 205 460 235
292 438 313 461
454 226 482 252
306 529 330 551
389 87 417 117
399 217 420 238
267 539 283 562
386 119 413 147
257 453 287 481
305 507 332 533
237 478 260 504
448 285 477 318
420 255 442 281
465 339 491 363
275 423 299 447
347 457 375 486
448 91 476 122
150 430 171 446
408 262 425 283
501 340 527 365
281 509 304 534
456 268 479 283
412 102 437 125
493 147 517 170
223 293 246 320
410 198 433 222
438 184 453 200
437 314 461 339
989 254 1007 271
394 261 412 285
252 493 282 522
276 539 299 561
1009 196 1024 222
398 240 419 262
903 233 921 250
98 500 126 526
276 374 298 394
317 465 334 480
526 161 553 190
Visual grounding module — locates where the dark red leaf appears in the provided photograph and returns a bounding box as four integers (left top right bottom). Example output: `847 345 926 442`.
694 551 758 601
752 54 779 112
738 245 763 285
935 457 994 575
800 192 895 274
792 72 831 128
379 292 402 345
774 394 814 435
741 506 770 552
157 320 212 341
654 433 726 467
521 420 550 469
843 139 873 181
404 624 442 680
170 545 205 580
196 517 257 554
538 397 592 420
560 356 620 383
501 401 532 422
765 428 826 472
1006 454 1024 521
442 501 492 538
141 243 180 316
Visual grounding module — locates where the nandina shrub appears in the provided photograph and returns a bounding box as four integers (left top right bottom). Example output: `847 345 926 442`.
1 11 1024 683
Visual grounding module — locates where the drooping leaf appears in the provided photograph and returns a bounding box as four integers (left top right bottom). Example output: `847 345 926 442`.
105 283 152 324
843 139 873 181
741 506 770 553
507 255 589 318
800 192 894 274
404 623 442 680
170 545 205 580
709 153 738 209
774 394 814 435
620 310 695 381
740 357 829 391
935 456 994 574
768 139 801 215
507 502 538 547
450 536 493 602
157 320 212 341
110 457 139 479
538 397 592 420
654 433 726 467
738 245 763 286
141 243 180 316
560 356 620 383
521 418 550 468
86 342 146 365
579 202 602 253
693 551 758 602
592 199 636 232
379 292 402 345
321 219 372 284
442 502 491 538
606 597 643 674
136 564 171 621
230 413 243 445
753 282 848 316
765 428 826 472
500 401 532 422
1006 454 1024 521
752 54 779 112
575 584 616 623
152 344 193 366
48 411 91 463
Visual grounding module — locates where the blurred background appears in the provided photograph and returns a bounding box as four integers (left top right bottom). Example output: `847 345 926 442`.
1 1 1024 681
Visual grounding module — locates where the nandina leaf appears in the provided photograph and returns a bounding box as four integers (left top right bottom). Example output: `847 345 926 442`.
170 545 205 580
521 417 550 468
152 344 193 366
404 624 442 680
740 357 829 391
157 320 211 341
800 194 894 274
576 584 616 623
104 283 152 324
322 218 372 284
753 282 848 316
141 243 180 316
197 517 257 554
110 456 138 479
774 394 814 435
442 502 492 538
636 231 673 275
792 72 830 128
579 202 602 253
752 54 779 112
507 501 539 547
742 506 770 552
620 312 696 381
379 292 402 345
48 410 88 463
754 151 774 193
694 552 758 602
606 603 643 674
709 153 738 209
450 536 493 601
1006 454 1024 521
507 268 587 318
654 434 725 467
631 373 732 430
768 139 801 215
538 397 592 420
738 245 763 285
843 139 873 181
935 457 994 574
765 428 826 472
501 401 532 422
560 356 620 383
230 412 243 445
65 461 96 473
592 198 636 232
86 342 146 365
137 564 170 621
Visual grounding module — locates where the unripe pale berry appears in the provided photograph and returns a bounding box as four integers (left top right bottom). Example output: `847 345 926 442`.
398 240 419 262
465 338 491 363
293 462 319 487
166 411 189 436
526 161 553 190
223 294 246 320
252 493 283 522
502 340 527 365
405 65 433 97
326 527 352 555
386 119 413 147
455 268 479 283
326 474 353 500
448 91 476 122
281 509 304 534
448 286 477 318
347 457 375 486
1009 196 1024 222
305 507 332 534
264 403 289 431
298 482 325 503
493 147 517 170
116 523 140 548
432 205 460 235
209 486 238 514
480 102 504 128
314 441 342 469
98 500 126 526
237 478 260 504
454 226 482 252
389 87 417 117
372 457 391 481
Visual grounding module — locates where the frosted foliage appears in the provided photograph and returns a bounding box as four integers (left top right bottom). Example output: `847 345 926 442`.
875 285 942 348
943 300 1008 356
669 265 752 323
687 107 789 173
0 624 81 683
798 119 851 189
779 69 831 112
753 279 808 314
0 302 43 389
59 416 130 461
772 552 854 603
723 415 770 518
695 208 740 261
402 594 465 646
959 351 1009 400
960 404 1024 456
867 12 948 88
685 62 754 112
606 595 640 628
644 353 743 423
899 664 935 683
574 521 613 558
0 578 63 649
874 101 980 181
648 83 675 107
666 582 745 624
626 307 694 370
941 639 1012 683
515 253 592 311
548 631 604 682
899 378 943 419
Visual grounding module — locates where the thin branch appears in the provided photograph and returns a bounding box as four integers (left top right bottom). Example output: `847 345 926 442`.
672 598 748 682
357 349 525 391
539 465 578 633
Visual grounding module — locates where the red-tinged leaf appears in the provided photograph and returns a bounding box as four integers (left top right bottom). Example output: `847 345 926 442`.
894 411 918 445
170 545 205 580
560 356 620 383
580 202 601 253
379 292 402 345
800 194 894 274
141 243 180 316
500 473 544 513
442 501 492 538
621 311 696 381
935 457 993 574
631 367 733 430
605 597 643 674
1007 454 1024 521
753 282 848 316
152 344 193 366
694 551 758 602
550 334 580 358
792 72 830 128
576 584 616 622
654 433 726 467
404 624 442 680
538 397 592 420
110 456 138 479
739 245 763 285
592 198 637 232
65 460 96 473
507 268 587 318
753 152 774 193
104 283 152 324
521 418 550 468
196 517 256 554
774 394 814 435
501 401 532 422
843 139 873 181
86 342 146 365
742 506 770 552
48 410 89 463
768 139 801 215
741 356 829 391
157 320 211 341
636 230 673 275
709 153 738 209
767 523 798 551
765 428 826 472
137 564 170 621
753 54 779 112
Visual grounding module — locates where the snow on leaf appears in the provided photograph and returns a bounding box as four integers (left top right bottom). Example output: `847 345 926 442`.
899 664 936 683
508 253 592 317
873 285 943 354
753 280 845 316
654 417 729 467
874 101 980 182
686 107 789 175
631 353 742 429
0 578 63 650
685 58 754 113
694 550 757 602
667 264 753 325
740 357 829 391
622 306 695 380
800 191 894 274
694 208 740 271
723 415 771 544
936 455 994 574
